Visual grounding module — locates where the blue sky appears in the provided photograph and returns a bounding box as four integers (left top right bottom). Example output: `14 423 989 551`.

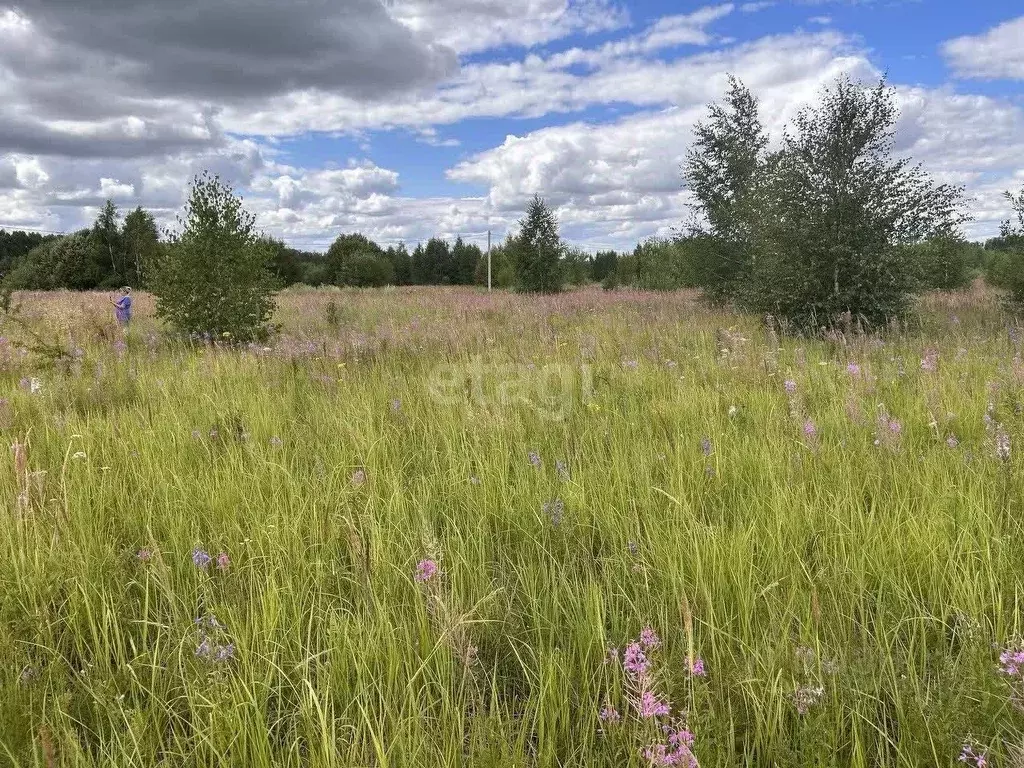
0 0 1022 251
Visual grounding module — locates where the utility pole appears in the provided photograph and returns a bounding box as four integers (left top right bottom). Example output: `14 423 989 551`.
487 230 492 292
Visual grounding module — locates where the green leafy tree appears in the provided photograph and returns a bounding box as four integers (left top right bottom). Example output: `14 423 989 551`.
987 185 1024 305
388 244 413 285
591 250 619 282
422 238 452 285
906 235 976 291
92 200 124 286
122 206 160 287
326 233 385 286
682 76 768 302
451 237 482 285
752 77 966 328
511 195 563 293
150 172 278 341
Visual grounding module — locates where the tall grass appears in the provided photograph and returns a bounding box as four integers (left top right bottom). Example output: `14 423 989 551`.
1 285 1023 767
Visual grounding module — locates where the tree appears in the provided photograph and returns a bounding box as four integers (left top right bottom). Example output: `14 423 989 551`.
421 238 452 284
122 207 160 287
451 237 481 285
751 77 966 328
150 172 279 342
326 233 386 286
682 76 768 302
562 247 591 286
986 184 1024 306
591 250 619 282
511 195 563 293
906 235 975 291
92 200 124 286
389 244 412 285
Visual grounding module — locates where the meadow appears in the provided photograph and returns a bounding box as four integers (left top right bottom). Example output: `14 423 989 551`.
2 284 1024 767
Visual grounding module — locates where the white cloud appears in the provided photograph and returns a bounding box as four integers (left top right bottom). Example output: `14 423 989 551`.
943 16 1024 81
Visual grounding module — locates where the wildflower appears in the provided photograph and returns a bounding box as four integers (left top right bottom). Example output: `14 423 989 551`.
846 362 861 377
959 742 988 768
995 425 1011 461
216 552 230 571
627 540 639 556
527 450 542 468
543 498 565 527
946 435 960 449
195 638 213 658
637 690 671 718
213 644 235 663
351 468 366 486
604 646 619 665
191 430 201 440
803 420 817 438
921 350 939 373
599 704 621 724
784 379 797 395
623 642 650 679
792 684 825 715
72 451 87 460
192 548 211 569
555 459 570 481
998 644 1024 677
623 359 639 370
889 420 902 436
470 475 481 485
18 666 36 686
689 657 706 677
643 720 698 767
390 399 401 413
640 627 661 649
699 437 712 457
136 548 153 562
270 436 283 448
727 405 737 418
414 559 438 584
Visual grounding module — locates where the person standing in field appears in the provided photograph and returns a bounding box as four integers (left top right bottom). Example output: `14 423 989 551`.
111 287 132 327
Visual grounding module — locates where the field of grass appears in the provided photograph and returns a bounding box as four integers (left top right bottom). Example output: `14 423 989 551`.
2 284 1024 767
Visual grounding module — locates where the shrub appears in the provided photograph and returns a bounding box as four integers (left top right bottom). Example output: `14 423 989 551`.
150 172 279 342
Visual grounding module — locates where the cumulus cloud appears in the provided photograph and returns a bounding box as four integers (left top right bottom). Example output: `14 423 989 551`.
943 16 1024 81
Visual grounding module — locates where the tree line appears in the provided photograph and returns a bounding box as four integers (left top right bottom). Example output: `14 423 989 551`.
3 73 1024 338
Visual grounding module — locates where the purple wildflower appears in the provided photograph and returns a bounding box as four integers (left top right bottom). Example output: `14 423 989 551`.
689 657 706 677
639 627 661 649
270 436 283 448
136 548 153 562
846 362 861 377
637 690 671 719
216 552 230 572
959 742 988 768
996 426 1011 462
599 705 621 724
390 399 402 413
213 644 235 663
784 379 797 395
415 559 438 583
699 437 712 457
792 684 825 715
556 459 570 481
627 540 639 556
803 420 817 438
527 450 542 468
921 350 939 373
195 637 213 658
946 435 960 449
889 420 902 436
351 468 367 486
192 548 211 569
543 498 565 527
623 642 650 679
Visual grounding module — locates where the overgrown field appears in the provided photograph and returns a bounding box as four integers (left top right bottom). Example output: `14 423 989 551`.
3 285 1024 767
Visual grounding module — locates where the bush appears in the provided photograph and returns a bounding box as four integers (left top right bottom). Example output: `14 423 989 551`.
150 172 279 342
906 236 976 291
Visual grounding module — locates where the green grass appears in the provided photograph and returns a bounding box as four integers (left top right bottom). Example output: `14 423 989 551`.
1 285 1023 767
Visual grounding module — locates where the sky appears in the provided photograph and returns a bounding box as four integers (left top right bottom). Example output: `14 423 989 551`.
0 0 1021 253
